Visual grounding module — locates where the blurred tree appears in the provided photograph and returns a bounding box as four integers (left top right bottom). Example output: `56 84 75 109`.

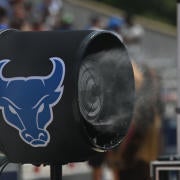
97 0 176 25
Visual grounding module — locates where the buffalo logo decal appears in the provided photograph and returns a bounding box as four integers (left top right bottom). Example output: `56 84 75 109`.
0 57 65 147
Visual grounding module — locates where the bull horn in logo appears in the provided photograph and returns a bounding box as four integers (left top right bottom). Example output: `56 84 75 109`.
0 59 10 87
44 57 65 91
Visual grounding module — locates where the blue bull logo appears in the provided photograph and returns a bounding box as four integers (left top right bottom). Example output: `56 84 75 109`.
0 57 65 147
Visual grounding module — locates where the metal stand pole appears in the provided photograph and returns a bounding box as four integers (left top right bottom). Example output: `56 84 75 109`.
176 0 180 179
50 165 62 180
177 0 180 155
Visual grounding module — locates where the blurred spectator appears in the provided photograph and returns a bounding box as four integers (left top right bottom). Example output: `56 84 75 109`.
86 15 102 30
10 18 32 31
106 62 163 180
31 18 46 31
0 0 11 15
24 1 33 21
10 0 26 20
36 0 63 17
35 0 63 29
121 13 145 62
48 0 63 16
0 6 9 30
88 153 106 180
88 62 163 180
121 13 144 44
106 16 124 34
54 13 74 30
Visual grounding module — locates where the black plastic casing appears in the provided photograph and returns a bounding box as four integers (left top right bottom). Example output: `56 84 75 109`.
0 30 134 164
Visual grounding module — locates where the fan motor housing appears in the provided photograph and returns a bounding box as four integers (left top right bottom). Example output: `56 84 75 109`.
0 29 134 164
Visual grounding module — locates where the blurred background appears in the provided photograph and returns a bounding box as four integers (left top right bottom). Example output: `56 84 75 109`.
0 0 176 179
